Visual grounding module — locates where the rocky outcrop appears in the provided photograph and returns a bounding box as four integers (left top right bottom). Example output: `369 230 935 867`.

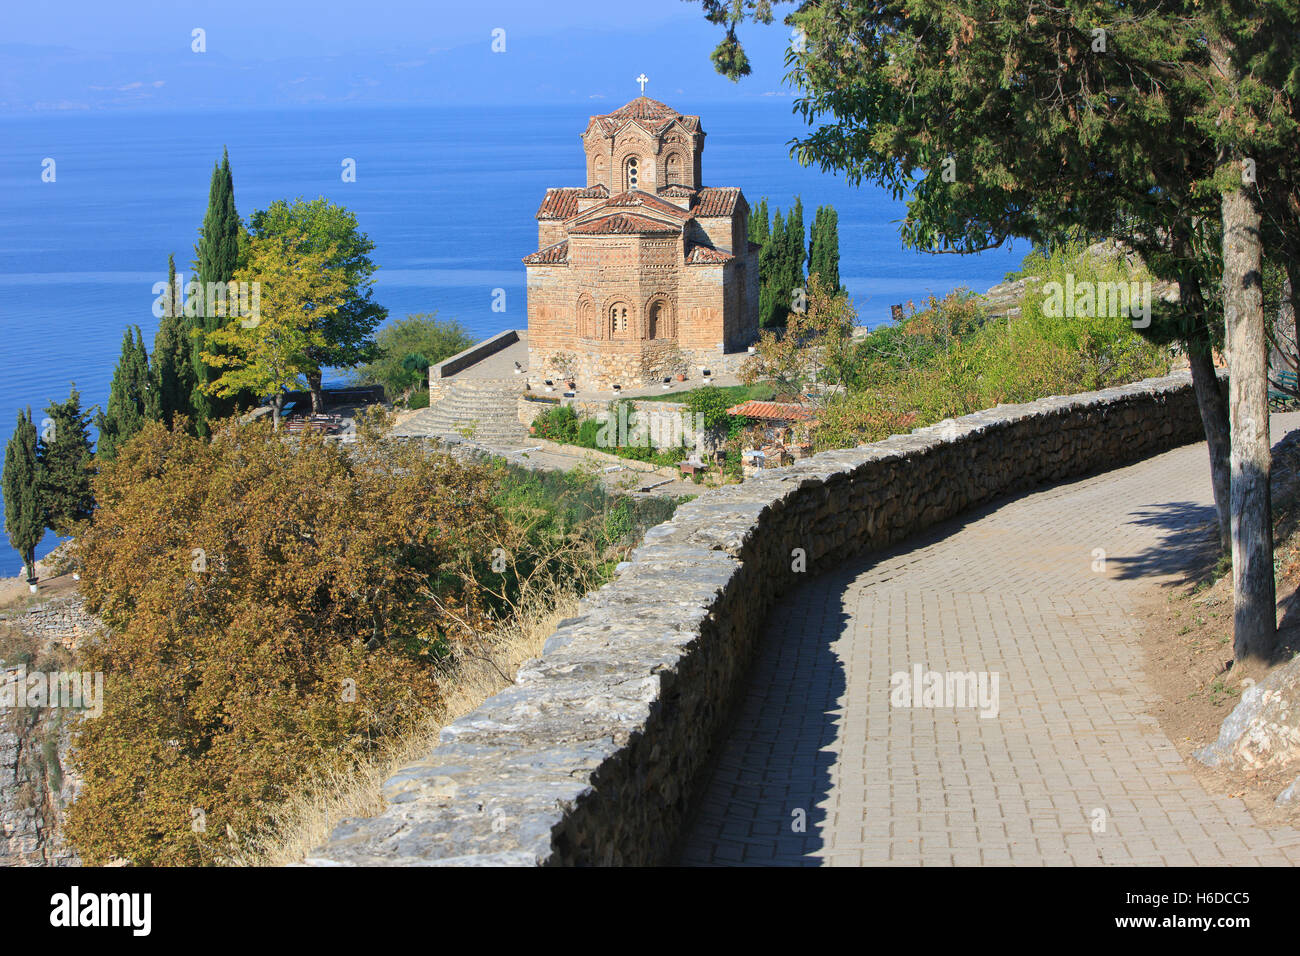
307 372 1209 867
1196 656 1300 782
0 592 93 866
0 707 79 866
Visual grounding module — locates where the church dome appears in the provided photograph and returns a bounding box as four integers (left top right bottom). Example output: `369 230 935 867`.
591 96 701 136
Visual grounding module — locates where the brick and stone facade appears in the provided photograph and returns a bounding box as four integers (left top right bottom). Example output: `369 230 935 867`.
525 96 760 391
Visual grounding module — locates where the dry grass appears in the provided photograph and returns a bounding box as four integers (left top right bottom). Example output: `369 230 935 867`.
228 588 579 867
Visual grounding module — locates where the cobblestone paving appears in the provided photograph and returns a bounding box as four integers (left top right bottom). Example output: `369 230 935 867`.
680 415 1300 865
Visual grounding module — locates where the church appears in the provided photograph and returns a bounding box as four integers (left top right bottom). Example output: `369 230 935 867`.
524 90 760 391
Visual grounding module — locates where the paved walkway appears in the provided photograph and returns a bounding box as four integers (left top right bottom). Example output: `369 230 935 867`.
680 413 1300 866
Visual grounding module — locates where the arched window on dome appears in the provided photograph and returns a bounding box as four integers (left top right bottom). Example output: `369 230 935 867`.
624 156 639 191
665 153 682 186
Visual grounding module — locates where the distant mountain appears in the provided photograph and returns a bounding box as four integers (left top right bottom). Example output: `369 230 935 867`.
0 24 795 114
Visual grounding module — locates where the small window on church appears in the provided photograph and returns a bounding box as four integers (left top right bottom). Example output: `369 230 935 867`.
665 154 681 186
609 303 629 337
625 157 639 190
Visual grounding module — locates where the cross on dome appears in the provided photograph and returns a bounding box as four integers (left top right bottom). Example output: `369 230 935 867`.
636 73 649 93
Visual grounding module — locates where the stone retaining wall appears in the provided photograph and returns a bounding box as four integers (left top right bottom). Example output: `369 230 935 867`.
309 373 1208 866
6 597 99 651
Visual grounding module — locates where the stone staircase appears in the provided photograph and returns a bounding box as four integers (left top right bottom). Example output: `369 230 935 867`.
394 379 529 445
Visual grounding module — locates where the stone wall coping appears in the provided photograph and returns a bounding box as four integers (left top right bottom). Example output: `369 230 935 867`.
432 329 521 380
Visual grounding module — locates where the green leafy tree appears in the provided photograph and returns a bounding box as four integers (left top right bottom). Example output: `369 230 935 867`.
741 273 856 401
784 194 806 301
691 0 1300 661
248 198 386 413
190 148 246 435
350 314 474 402
96 327 151 462
755 197 808 329
38 386 95 534
2 408 43 583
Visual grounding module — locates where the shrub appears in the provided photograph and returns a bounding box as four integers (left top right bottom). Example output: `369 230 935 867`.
576 417 602 448
531 404 579 443
350 314 473 401
66 413 501 865
813 245 1169 450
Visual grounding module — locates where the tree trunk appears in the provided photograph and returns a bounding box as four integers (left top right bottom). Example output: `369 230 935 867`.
309 371 324 415
1277 265 1299 375
22 548 36 586
272 393 284 432
1222 180 1277 662
1188 340 1233 553
1176 250 1232 554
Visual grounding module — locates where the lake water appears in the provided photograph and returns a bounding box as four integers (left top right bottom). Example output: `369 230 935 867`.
0 101 1026 572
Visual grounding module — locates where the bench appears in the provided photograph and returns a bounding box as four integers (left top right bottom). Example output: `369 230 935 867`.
1270 369 1298 408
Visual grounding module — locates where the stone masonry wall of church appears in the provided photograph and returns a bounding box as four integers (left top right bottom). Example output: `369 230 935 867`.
527 237 753 389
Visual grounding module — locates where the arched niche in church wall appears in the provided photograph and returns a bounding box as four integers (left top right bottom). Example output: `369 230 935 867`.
575 293 598 340
644 294 676 341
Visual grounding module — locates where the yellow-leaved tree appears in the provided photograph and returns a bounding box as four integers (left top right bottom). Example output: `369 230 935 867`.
202 232 350 428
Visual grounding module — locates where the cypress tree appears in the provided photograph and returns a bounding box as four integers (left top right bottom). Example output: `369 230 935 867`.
760 211 786 329
190 147 244 436
809 205 842 293
38 386 95 534
785 195 805 273
2 408 43 584
97 326 152 461
747 197 770 248
784 195 806 317
152 253 196 430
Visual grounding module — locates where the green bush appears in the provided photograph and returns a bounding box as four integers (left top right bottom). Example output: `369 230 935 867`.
576 417 602 448
351 314 474 401
532 405 579 443
815 246 1170 451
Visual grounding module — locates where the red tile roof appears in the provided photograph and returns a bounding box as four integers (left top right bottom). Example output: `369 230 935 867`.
726 400 818 422
536 188 582 220
522 239 569 264
569 213 681 235
695 187 742 217
685 244 733 264
591 96 701 136
658 184 696 197
601 189 693 221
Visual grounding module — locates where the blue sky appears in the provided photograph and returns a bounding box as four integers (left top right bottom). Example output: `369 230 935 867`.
0 1 802 112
